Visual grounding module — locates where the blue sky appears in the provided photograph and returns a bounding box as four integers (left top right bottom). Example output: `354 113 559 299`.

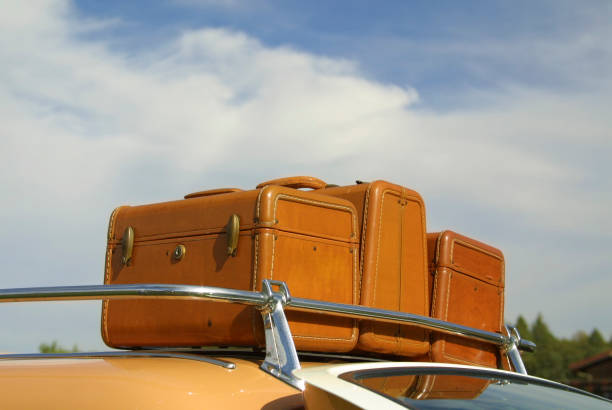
72 1 608 103
0 0 610 352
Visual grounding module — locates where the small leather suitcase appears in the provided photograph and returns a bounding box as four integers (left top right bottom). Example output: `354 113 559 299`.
351 372 489 400
257 177 430 357
102 184 360 352
410 375 490 400
427 230 505 367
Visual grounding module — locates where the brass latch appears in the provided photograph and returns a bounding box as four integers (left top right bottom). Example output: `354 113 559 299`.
173 244 186 261
121 226 134 265
227 214 240 257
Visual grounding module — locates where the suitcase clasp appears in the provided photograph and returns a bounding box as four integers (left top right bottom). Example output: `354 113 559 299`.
227 214 240 257
173 244 186 261
121 226 134 265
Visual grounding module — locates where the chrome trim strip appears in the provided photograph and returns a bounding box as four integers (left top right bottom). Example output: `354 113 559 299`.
0 283 524 349
0 280 536 384
0 284 267 305
286 297 507 346
0 351 236 369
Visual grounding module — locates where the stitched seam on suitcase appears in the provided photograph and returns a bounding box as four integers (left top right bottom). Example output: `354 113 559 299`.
102 206 122 344
251 188 266 346
441 335 497 365
270 193 358 344
438 272 493 366
274 194 357 344
273 194 358 233
262 227 357 245
359 184 371 293
370 189 424 348
499 282 504 334
499 251 505 331
254 188 357 344
107 225 258 244
435 268 499 365
439 269 452 359
431 268 439 319
291 240 359 342
251 232 261 345
372 189 390 306
451 239 503 262
443 352 487 366
356 184 371 341
293 334 354 341
256 187 358 231
450 239 504 286
117 225 356 245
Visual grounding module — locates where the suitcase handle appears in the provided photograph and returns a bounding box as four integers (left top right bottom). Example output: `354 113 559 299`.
256 176 327 190
184 188 243 199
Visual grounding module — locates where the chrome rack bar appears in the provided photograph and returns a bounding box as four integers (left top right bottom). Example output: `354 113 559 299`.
0 284 267 305
263 280 535 374
291 298 537 353
0 280 535 386
0 282 304 388
288 295 506 345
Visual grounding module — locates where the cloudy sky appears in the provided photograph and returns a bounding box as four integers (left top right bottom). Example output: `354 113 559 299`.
1 0 610 352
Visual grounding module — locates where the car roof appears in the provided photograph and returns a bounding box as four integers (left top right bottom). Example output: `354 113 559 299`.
294 362 612 409
0 353 303 409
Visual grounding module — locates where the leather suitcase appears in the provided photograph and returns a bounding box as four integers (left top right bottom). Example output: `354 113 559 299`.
351 372 489 401
102 184 360 352
258 177 430 357
427 230 505 367
410 375 490 400
357 374 489 401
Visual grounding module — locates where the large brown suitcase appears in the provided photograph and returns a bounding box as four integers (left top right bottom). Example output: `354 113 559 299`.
102 184 360 352
257 177 430 357
427 230 505 367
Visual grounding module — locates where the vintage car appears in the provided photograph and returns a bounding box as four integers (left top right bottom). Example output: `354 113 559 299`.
0 280 610 409
1 179 609 408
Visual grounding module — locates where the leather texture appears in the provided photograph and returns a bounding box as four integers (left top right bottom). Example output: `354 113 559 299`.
184 188 243 199
102 185 360 352
256 176 327 190
355 372 489 400
427 230 505 368
321 180 430 357
411 374 490 400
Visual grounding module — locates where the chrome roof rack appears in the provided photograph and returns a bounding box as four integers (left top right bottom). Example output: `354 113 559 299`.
0 280 535 390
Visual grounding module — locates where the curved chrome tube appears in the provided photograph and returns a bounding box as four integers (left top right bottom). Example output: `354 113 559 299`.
0 280 535 386
0 351 236 369
0 283 532 350
286 297 507 346
0 284 267 305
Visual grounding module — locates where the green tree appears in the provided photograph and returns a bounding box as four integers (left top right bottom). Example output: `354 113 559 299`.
587 329 606 356
515 315 532 341
514 315 611 383
39 341 79 354
525 314 566 380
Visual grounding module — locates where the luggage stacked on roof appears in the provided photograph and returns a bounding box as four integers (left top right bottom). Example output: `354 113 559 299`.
102 176 505 368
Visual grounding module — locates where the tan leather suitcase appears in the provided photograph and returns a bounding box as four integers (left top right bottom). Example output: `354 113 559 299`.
410 374 490 400
102 184 360 352
427 230 505 367
351 372 489 400
257 177 430 357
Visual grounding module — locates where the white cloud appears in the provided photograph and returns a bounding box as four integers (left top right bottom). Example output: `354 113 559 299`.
0 0 610 350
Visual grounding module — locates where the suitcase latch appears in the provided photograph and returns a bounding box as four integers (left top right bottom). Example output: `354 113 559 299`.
227 214 240 257
173 244 186 261
121 226 134 265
